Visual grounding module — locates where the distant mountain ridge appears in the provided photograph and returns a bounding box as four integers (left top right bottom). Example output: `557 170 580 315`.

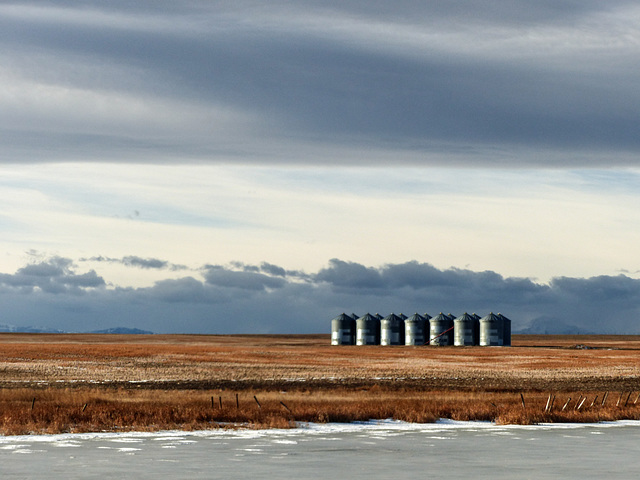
87 327 154 335
0 324 154 334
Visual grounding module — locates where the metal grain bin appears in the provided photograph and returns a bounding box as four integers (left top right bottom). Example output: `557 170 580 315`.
454 313 479 346
331 313 356 345
356 313 381 345
430 313 454 346
404 313 428 345
381 313 405 345
479 312 504 346
498 313 512 346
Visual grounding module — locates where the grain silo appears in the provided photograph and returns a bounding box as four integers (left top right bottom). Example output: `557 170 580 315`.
430 313 454 346
380 314 405 345
331 313 356 345
356 313 381 345
454 313 479 346
498 313 512 346
404 313 428 345
479 312 504 346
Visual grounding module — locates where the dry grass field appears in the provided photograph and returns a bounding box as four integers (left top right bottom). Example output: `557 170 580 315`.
1 333 639 434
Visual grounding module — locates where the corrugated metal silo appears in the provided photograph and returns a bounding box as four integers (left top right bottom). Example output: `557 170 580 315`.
398 313 408 320
471 314 482 344
498 313 512 346
380 313 405 345
404 313 427 345
331 313 356 345
356 313 380 345
423 313 432 340
374 313 384 320
430 313 454 346
454 313 479 346
479 312 504 346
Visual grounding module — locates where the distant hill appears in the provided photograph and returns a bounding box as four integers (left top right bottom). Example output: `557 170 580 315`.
516 316 595 335
0 324 154 334
87 327 154 335
0 324 65 334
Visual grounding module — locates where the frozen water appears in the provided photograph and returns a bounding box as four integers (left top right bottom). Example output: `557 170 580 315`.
1 420 640 479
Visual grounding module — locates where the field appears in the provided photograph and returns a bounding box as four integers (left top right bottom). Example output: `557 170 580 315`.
1 334 640 434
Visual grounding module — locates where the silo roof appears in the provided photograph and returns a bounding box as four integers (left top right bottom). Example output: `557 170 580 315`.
383 313 402 322
454 313 475 322
480 312 501 322
332 313 354 322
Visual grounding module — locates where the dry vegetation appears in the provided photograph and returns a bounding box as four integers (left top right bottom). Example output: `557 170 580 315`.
1 334 640 434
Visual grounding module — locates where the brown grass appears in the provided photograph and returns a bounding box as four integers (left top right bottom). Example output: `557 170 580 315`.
1 334 640 433
2 387 640 435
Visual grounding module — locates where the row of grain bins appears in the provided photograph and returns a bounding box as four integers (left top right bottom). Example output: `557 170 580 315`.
331 312 511 346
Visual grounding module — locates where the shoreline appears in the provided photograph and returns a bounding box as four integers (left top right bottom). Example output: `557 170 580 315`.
3 418 640 440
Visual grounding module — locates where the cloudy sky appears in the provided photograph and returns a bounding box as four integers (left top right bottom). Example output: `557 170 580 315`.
2 1 640 334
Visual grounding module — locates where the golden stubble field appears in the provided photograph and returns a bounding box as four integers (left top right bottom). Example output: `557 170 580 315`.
1 333 639 434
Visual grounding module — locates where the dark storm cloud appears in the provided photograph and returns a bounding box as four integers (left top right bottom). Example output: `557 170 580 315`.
2 1 640 166
2 256 640 334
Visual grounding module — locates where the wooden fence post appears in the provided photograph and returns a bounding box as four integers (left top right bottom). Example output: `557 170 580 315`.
254 396 261 409
574 395 583 410
561 397 572 411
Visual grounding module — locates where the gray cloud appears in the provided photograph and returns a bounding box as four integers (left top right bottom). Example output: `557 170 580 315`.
0 257 105 294
2 1 640 166
203 265 286 291
82 255 187 271
1 256 640 334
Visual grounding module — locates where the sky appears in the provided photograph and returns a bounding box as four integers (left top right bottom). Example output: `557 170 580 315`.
2 1 640 334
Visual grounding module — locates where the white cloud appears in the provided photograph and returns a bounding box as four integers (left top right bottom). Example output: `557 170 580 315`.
2 164 640 287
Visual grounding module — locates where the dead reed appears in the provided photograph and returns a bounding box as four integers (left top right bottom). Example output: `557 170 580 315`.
2 387 640 435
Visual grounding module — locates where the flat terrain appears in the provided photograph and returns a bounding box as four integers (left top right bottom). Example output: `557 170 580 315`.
1 334 639 392
2 334 640 433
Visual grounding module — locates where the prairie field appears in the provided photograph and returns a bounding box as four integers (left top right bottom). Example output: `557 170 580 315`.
1 334 639 434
